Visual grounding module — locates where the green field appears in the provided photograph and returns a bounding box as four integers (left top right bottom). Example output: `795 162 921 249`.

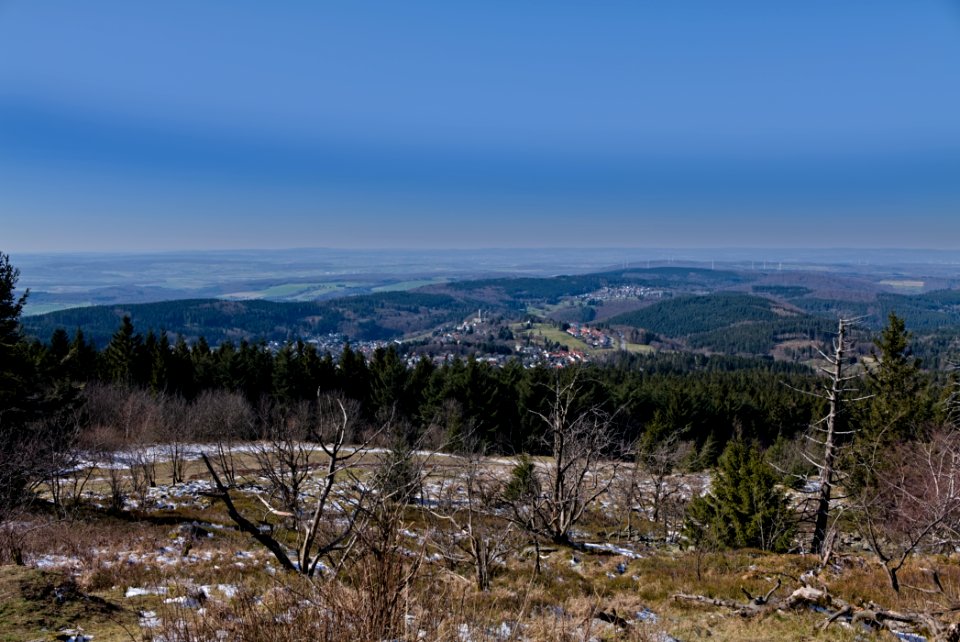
518 323 656 356
221 282 354 300
372 278 448 293
22 302 91 317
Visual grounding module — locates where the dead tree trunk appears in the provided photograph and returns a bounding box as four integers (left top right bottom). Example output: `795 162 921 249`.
811 319 847 554
806 317 868 557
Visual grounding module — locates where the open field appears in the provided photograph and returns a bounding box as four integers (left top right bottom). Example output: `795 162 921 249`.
2 440 943 641
518 323 655 357
519 323 612 355
879 280 925 290
220 282 356 300
373 278 451 293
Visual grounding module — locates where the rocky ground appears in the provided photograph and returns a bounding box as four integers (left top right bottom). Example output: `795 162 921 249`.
0 443 944 641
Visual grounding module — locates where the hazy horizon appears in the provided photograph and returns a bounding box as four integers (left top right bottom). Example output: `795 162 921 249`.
3 2 960 251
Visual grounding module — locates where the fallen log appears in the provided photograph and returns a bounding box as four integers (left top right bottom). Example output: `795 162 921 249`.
673 580 960 641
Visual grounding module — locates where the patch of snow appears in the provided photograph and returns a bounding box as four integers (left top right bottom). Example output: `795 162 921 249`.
126 586 168 598
164 595 202 608
582 542 642 558
138 610 161 628
634 607 658 623
32 554 80 570
205 583 238 599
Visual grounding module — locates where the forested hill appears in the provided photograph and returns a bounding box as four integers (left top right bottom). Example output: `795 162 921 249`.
609 292 791 336
439 267 744 304
606 293 834 356
792 289 960 332
23 292 485 346
23 265 960 362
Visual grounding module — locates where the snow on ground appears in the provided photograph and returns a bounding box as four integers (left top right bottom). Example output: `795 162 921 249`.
200 583 239 599
32 553 82 570
582 542 643 559
163 595 202 608
126 586 168 598
138 610 161 629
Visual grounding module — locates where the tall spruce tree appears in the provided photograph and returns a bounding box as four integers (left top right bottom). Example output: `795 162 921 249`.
100 316 142 386
0 252 32 431
863 312 927 442
0 253 51 507
0 253 29 407
685 435 793 552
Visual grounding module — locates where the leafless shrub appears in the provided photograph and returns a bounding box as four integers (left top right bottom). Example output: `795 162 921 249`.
188 389 253 486
615 431 691 543
156 394 191 485
427 448 517 591
202 394 374 578
504 371 622 547
853 428 960 593
35 410 92 519
0 510 36 565
83 383 161 445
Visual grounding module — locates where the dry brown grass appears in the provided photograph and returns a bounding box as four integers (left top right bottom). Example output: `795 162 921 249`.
7 449 948 641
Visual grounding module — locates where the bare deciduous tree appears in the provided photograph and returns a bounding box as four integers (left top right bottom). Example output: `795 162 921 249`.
37 410 90 519
159 395 190 485
505 371 620 547
203 394 375 578
616 430 691 543
854 429 960 593
189 389 252 487
427 449 516 591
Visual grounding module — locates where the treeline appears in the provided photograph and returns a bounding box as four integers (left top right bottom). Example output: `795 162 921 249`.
446 267 744 303
609 292 791 335
24 291 482 346
792 289 960 333
685 317 835 355
24 311 829 459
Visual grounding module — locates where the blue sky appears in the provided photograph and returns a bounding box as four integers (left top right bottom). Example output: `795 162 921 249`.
2 1 959 251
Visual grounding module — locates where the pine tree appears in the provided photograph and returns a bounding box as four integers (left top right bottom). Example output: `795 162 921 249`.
685 436 794 552
369 345 408 417
167 335 196 398
862 312 928 442
0 252 61 508
100 316 142 386
0 252 32 433
0 253 30 416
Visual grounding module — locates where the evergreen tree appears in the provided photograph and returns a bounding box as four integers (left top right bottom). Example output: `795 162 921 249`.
0 252 76 508
65 328 98 382
846 313 932 501
147 330 172 393
0 252 33 433
337 343 370 407
685 436 793 552
167 335 196 398
271 342 298 403
100 316 142 386
190 336 215 391
862 312 928 442
369 345 408 417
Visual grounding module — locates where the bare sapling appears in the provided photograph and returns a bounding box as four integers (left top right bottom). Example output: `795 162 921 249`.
426 443 516 591
504 370 621 548
202 393 378 578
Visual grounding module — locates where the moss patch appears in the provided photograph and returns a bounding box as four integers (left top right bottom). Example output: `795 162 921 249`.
0 566 135 642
